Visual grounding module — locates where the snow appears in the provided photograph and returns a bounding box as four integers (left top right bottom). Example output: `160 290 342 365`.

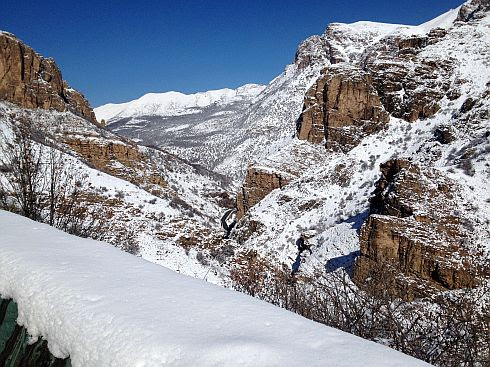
417 6 461 33
94 84 266 122
333 5 461 38
0 211 430 367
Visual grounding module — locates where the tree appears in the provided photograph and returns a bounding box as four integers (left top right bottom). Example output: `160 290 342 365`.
0 117 102 238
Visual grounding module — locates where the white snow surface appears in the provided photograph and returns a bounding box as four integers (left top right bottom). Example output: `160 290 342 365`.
0 211 430 367
335 5 461 37
94 84 266 122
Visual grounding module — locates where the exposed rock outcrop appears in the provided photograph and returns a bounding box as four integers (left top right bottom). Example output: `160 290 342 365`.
354 159 488 299
236 166 293 219
294 35 330 69
64 137 167 191
456 0 490 22
0 32 96 122
297 66 389 152
362 32 454 122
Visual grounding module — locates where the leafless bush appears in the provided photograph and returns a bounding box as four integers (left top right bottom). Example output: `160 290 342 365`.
459 158 475 176
116 230 140 255
196 251 209 266
0 118 104 240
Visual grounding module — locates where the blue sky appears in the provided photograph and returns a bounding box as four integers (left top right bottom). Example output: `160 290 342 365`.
2 0 464 107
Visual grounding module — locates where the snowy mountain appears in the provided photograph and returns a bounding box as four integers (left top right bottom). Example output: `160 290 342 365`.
227 0 490 312
95 83 266 121
98 7 463 185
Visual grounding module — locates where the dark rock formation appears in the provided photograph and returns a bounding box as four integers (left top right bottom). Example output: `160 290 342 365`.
456 0 490 22
297 66 389 152
0 32 96 123
434 125 457 144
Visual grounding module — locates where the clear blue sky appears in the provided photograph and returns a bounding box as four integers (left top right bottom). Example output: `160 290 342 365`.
2 0 464 107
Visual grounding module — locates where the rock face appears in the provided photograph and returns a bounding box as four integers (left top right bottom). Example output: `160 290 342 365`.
0 32 96 123
354 159 488 299
64 137 167 192
236 166 292 219
456 0 490 22
297 67 389 152
362 31 454 122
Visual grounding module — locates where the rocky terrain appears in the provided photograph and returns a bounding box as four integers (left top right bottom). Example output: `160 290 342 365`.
228 1 490 301
4 1 489 295
1 1 489 364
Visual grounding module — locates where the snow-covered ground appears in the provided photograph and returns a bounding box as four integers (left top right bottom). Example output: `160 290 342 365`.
0 210 430 367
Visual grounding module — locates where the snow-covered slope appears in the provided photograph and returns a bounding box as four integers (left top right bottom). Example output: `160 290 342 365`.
233 1 490 282
0 210 430 367
94 84 265 121
0 100 233 284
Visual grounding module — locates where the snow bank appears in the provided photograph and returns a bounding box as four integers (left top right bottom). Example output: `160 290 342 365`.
0 210 430 367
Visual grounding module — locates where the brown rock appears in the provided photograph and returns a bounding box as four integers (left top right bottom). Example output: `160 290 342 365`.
354 215 477 299
297 67 389 152
0 32 96 123
236 166 292 219
363 34 454 122
294 35 329 69
354 159 488 299
64 137 167 190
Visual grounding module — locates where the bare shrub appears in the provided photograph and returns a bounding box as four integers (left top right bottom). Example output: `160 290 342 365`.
0 117 105 240
231 259 490 366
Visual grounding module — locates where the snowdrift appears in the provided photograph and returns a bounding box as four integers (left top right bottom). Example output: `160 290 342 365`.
0 210 430 366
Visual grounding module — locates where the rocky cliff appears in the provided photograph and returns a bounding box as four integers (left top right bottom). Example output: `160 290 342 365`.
0 32 96 122
228 0 490 305
297 66 389 151
353 159 488 299
236 166 293 219
363 30 454 122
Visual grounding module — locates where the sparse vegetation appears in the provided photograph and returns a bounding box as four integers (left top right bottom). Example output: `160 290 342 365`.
0 118 104 239
231 261 490 367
